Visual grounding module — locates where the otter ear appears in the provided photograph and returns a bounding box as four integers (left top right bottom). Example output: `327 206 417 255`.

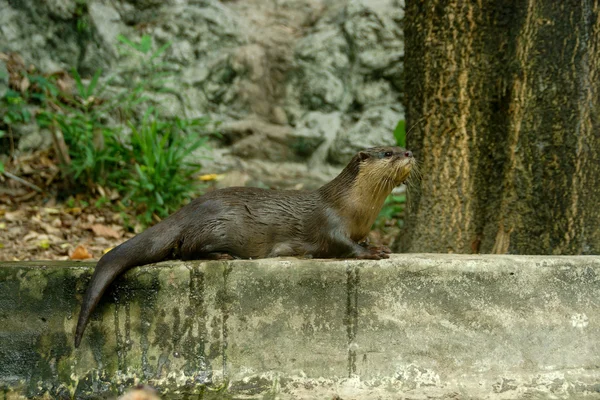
357 151 370 161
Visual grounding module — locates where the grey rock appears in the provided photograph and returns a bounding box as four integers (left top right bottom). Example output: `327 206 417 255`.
353 78 398 107
45 0 77 20
17 126 53 153
329 105 403 164
0 60 7 99
122 0 165 8
295 26 350 75
88 1 122 52
169 40 195 65
291 63 350 112
1 0 406 190
295 111 342 164
0 0 113 74
343 0 404 72
231 134 293 163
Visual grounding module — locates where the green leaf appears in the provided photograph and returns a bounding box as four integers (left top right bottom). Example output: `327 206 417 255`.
21 109 31 122
140 35 152 53
0 161 4 174
393 119 406 148
117 34 138 50
155 191 164 205
87 69 103 97
71 68 86 99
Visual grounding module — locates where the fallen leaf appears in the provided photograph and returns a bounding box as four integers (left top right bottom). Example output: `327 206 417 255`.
40 222 62 236
134 223 144 234
70 245 92 260
0 222 5 229
91 224 121 239
109 189 120 200
23 231 39 241
199 173 220 181
4 210 25 222
20 76 30 92
39 239 50 249
96 185 106 197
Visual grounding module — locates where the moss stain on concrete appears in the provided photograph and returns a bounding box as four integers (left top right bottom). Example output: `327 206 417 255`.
1 257 600 399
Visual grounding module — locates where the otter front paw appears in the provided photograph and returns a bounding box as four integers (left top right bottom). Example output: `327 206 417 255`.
368 244 391 254
355 247 390 260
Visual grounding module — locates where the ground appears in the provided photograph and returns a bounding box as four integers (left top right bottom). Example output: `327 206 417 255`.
0 149 137 261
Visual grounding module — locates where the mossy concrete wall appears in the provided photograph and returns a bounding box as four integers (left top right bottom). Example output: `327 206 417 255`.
1 255 599 399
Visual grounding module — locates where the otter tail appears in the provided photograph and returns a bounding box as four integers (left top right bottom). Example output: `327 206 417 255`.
74 225 178 348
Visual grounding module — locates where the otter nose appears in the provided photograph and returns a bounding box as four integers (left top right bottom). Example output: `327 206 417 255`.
404 150 413 158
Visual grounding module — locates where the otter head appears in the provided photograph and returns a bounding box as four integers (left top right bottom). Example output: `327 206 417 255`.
356 146 415 187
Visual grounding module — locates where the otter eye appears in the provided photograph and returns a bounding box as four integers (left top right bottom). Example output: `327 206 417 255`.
384 151 393 158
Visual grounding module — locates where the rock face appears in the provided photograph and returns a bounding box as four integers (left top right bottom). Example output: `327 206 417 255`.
0 0 405 189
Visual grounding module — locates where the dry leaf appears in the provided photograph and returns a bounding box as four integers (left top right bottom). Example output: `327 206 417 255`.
4 210 25 222
91 224 121 239
66 207 82 215
20 76 30 92
70 245 92 260
96 185 106 197
23 231 39 242
199 173 219 181
40 222 62 236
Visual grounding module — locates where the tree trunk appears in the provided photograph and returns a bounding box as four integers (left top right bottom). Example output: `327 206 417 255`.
398 0 600 254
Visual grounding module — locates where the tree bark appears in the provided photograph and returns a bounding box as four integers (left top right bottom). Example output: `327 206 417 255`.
398 0 600 254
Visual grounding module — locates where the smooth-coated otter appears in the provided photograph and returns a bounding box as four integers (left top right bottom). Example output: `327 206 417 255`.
74 146 414 347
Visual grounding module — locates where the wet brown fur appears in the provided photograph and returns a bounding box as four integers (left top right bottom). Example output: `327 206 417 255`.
74 146 414 347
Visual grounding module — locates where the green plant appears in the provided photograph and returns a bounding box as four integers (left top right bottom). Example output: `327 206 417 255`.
74 0 90 33
112 108 210 225
2 89 31 125
115 34 174 108
393 119 406 148
374 193 406 229
37 68 118 184
26 34 212 226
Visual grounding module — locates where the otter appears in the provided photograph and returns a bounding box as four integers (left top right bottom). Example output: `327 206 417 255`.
74 146 414 347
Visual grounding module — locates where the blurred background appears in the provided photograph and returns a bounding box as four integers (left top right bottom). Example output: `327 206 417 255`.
0 0 407 261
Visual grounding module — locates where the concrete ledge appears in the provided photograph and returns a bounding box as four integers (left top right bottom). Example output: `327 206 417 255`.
1 255 600 399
